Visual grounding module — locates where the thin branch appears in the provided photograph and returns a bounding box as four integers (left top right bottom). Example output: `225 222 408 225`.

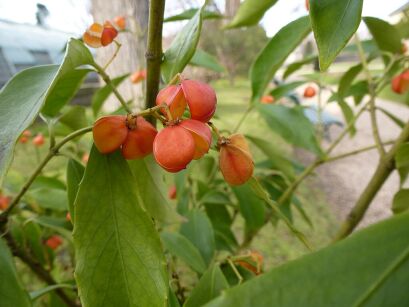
3 232 79 307
334 120 409 241
233 105 254 133
355 34 386 158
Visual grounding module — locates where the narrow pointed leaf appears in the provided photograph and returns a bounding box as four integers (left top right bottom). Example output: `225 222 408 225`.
226 0 278 29
190 49 225 73
250 16 311 102
205 212 409 307
363 17 402 54
66 159 85 220
310 0 364 71
73 147 168 307
164 8 222 22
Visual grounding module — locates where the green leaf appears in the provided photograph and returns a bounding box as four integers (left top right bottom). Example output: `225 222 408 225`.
283 56 317 80
338 100 356 136
73 147 168 307
180 210 215 265
30 284 75 301
232 183 266 237
168 289 181 307
29 188 68 211
225 0 278 29
66 159 85 221
206 212 409 307
128 157 181 224
268 81 305 101
310 0 364 71
161 232 207 274
41 69 91 117
161 7 204 83
392 189 409 214
184 265 229 307
258 105 322 155
338 63 362 99
377 106 405 128
395 143 409 185
91 74 129 117
0 38 93 186
246 135 296 180
190 49 225 73
0 238 31 307
30 216 72 238
59 106 88 131
250 16 311 101
363 17 402 54
32 176 66 190
164 8 222 22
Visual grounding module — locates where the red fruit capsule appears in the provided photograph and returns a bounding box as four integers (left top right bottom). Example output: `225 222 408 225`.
101 21 118 46
121 117 157 160
0 195 10 210
179 119 212 159
260 95 275 104
114 16 126 30
392 70 409 94
33 134 45 147
219 134 254 186
93 115 128 154
303 86 316 98
130 70 147 84
153 125 195 173
234 251 264 275
19 136 28 144
305 0 309 11
45 235 63 250
181 80 217 122
156 85 187 119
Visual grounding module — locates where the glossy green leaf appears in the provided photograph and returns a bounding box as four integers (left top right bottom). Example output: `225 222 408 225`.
250 16 311 101
0 38 93 186
41 69 90 117
185 265 229 307
310 0 364 71
268 81 305 101
395 143 409 185
283 56 317 80
363 17 402 54
338 63 362 99
190 49 225 73
29 188 68 211
232 183 266 237
59 106 88 131
30 216 72 238
164 8 222 22
247 135 296 180
91 74 129 117
225 0 278 29
392 189 409 214
161 232 207 274
180 210 215 265
206 212 409 307
338 100 356 136
0 238 31 307
32 176 66 190
73 147 168 307
128 157 181 224
258 105 322 155
377 106 405 128
66 159 85 221
30 284 75 301
162 7 203 83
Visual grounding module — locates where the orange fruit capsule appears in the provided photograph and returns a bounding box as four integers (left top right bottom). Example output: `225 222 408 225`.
260 95 275 104
392 70 409 94
219 134 254 186
93 115 128 154
156 85 187 119
45 235 63 250
153 125 195 173
121 117 157 160
130 70 147 84
179 119 212 159
235 251 264 275
181 80 217 122
33 134 45 147
303 86 316 98
0 195 10 210
83 22 104 48
101 21 118 46
168 185 177 199
114 16 126 30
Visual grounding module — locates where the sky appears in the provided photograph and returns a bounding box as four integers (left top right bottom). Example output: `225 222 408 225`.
0 0 408 36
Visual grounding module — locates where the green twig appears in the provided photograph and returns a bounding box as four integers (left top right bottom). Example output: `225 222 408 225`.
103 40 122 71
233 105 254 133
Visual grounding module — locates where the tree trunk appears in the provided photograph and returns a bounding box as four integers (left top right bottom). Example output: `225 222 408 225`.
90 0 149 111
225 0 240 18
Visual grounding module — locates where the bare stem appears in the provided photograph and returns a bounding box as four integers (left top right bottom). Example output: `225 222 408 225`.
103 40 122 71
355 34 385 158
233 105 254 133
145 0 166 111
333 120 409 241
92 63 132 114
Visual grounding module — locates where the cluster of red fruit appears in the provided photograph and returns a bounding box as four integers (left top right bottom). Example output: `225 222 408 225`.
19 130 45 147
83 16 126 48
392 70 409 95
92 78 254 185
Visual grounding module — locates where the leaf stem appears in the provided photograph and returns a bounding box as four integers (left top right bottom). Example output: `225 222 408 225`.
233 105 254 133
92 62 133 114
103 40 122 71
0 126 92 224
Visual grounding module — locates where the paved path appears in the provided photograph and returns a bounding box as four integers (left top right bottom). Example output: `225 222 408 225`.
300 99 409 230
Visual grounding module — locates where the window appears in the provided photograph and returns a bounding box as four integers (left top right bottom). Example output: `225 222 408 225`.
0 48 12 85
30 50 52 65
